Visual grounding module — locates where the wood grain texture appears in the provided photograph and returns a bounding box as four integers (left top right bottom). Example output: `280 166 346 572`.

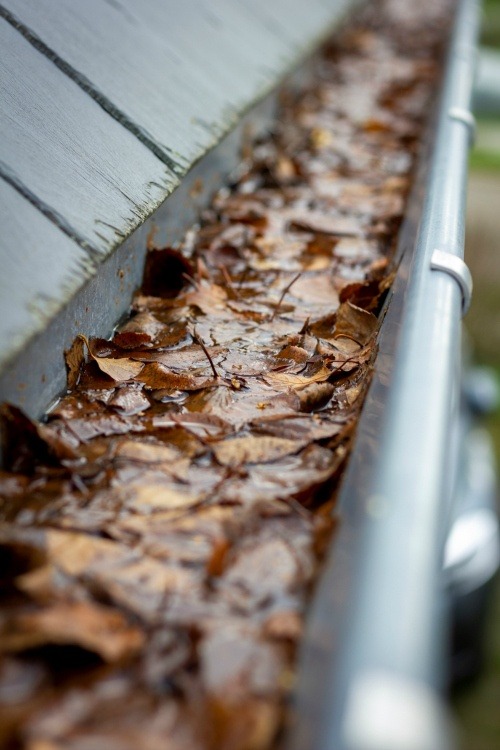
1 0 349 170
0 179 93 370
0 17 177 257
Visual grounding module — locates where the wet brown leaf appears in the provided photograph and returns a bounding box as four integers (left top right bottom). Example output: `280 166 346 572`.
295 382 335 412
0 405 54 472
108 387 151 415
199 624 283 698
77 335 145 382
93 357 145 382
139 362 216 391
288 211 365 236
212 435 306 467
125 485 200 514
251 415 346 442
114 312 166 347
263 365 331 389
0 602 144 662
64 337 86 390
334 301 377 345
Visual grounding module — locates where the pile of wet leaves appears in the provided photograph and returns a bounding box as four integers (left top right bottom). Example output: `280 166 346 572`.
0 1 451 747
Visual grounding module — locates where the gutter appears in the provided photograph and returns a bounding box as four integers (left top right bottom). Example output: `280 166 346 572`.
290 1 481 748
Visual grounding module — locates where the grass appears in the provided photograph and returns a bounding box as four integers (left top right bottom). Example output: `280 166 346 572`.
482 0 500 47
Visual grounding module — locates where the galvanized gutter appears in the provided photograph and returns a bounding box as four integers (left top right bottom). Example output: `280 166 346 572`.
290 1 480 748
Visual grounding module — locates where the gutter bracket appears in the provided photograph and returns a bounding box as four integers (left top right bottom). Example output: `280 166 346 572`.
448 106 476 146
430 249 473 315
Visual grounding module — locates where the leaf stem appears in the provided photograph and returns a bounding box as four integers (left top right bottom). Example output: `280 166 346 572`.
192 327 219 379
270 272 302 321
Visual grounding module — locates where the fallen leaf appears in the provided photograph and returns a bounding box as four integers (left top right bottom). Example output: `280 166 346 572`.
212 435 306 467
251 415 346 442
288 211 365 236
199 624 283 698
334 301 377 345
114 312 165 346
139 362 215 391
152 412 230 440
64 337 86 389
108 387 151 415
295 382 335 412
184 282 228 317
94 357 145 382
63 414 142 442
113 439 173 462
124 484 201 514
263 365 332 389
0 405 55 472
0 602 144 662
77 335 145 382
276 345 308 363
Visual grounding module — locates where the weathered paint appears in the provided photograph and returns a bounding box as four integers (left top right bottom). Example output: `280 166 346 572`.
0 180 93 372
1 0 351 170
0 18 177 256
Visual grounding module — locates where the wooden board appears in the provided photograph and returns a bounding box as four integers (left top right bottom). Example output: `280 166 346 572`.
1 0 349 170
0 17 177 257
0 180 92 371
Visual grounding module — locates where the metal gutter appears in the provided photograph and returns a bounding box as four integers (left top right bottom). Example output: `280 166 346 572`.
290 1 480 748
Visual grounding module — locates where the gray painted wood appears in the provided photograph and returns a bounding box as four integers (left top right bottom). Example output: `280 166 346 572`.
0 180 93 371
0 18 177 256
1 0 350 170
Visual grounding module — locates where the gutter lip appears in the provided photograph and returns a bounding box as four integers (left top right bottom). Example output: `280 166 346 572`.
290 1 481 748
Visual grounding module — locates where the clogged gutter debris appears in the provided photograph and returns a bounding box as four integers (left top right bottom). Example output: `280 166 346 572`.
0 1 451 748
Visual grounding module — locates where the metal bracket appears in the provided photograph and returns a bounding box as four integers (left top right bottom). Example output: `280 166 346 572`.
430 249 473 315
449 106 476 146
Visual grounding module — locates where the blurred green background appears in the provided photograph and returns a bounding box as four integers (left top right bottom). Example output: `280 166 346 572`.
453 1 500 747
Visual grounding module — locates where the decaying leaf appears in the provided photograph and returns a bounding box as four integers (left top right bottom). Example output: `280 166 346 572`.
114 440 180 465
93 357 145 382
139 362 215 391
263 365 332 389
76 334 145 382
295 382 335 412
114 312 166 348
334 301 378 345
124 484 200 513
0 602 144 663
212 435 306 467
108 387 151 415
64 336 86 389
288 211 365 236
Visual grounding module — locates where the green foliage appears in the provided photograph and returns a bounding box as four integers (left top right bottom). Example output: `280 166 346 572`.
482 0 500 47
